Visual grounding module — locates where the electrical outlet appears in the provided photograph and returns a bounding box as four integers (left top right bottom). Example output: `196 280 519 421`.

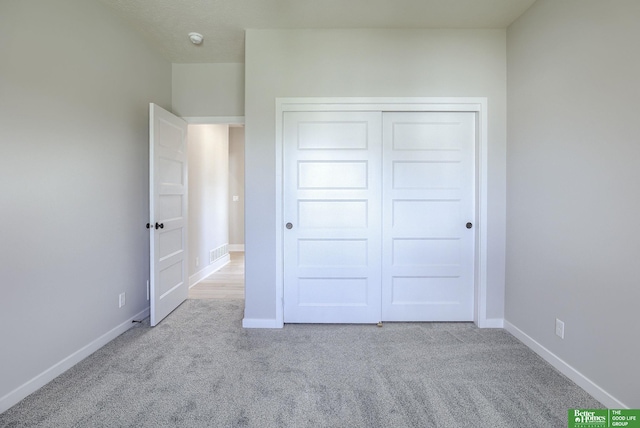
196 256 200 267
555 318 565 339
119 292 126 308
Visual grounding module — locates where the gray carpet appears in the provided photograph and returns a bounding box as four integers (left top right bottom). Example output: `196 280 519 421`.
0 299 602 428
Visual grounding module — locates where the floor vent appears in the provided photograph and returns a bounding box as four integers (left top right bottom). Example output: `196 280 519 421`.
210 244 228 264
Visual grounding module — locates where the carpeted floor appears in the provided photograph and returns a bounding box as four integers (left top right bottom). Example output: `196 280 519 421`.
0 299 603 427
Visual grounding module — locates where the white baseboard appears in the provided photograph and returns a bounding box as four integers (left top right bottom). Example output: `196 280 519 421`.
0 307 150 414
504 320 627 409
188 254 230 288
242 318 283 329
228 244 244 252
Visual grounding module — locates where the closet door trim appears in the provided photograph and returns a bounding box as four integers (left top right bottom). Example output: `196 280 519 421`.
274 97 489 328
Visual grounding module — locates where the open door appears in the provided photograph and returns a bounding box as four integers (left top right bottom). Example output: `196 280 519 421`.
149 103 188 326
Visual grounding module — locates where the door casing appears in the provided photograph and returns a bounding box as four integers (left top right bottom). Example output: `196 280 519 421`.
275 97 489 328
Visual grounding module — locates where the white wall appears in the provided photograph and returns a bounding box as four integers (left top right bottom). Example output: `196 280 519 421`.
506 0 640 408
0 0 171 412
244 29 507 322
229 127 245 248
188 124 230 277
172 63 245 118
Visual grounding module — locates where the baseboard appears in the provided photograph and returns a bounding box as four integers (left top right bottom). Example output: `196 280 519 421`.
242 318 283 329
0 307 150 414
243 316 500 330
228 244 244 252
188 254 230 288
504 320 627 409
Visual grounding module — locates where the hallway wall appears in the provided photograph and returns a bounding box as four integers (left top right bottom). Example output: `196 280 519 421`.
229 127 245 249
188 124 230 278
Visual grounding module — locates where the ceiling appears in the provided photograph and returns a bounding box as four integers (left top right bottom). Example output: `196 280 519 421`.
99 0 537 63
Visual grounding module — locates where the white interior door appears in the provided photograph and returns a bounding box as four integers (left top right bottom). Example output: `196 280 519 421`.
381 112 475 321
149 103 188 326
283 111 382 323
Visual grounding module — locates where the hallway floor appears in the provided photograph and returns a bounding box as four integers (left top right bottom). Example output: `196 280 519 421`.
188 252 244 299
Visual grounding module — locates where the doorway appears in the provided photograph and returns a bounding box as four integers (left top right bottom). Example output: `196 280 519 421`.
185 123 245 299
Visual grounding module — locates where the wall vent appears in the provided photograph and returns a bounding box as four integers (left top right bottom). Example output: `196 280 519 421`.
210 244 229 264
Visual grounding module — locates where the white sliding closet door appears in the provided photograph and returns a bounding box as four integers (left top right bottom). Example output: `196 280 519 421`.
381 112 475 321
283 111 383 323
282 109 476 324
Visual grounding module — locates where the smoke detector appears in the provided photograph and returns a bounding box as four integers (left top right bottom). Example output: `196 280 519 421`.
188 32 204 45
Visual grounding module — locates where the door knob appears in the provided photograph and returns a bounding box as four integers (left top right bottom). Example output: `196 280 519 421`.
466 222 473 229
286 223 293 230
146 223 150 229
155 222 164 230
